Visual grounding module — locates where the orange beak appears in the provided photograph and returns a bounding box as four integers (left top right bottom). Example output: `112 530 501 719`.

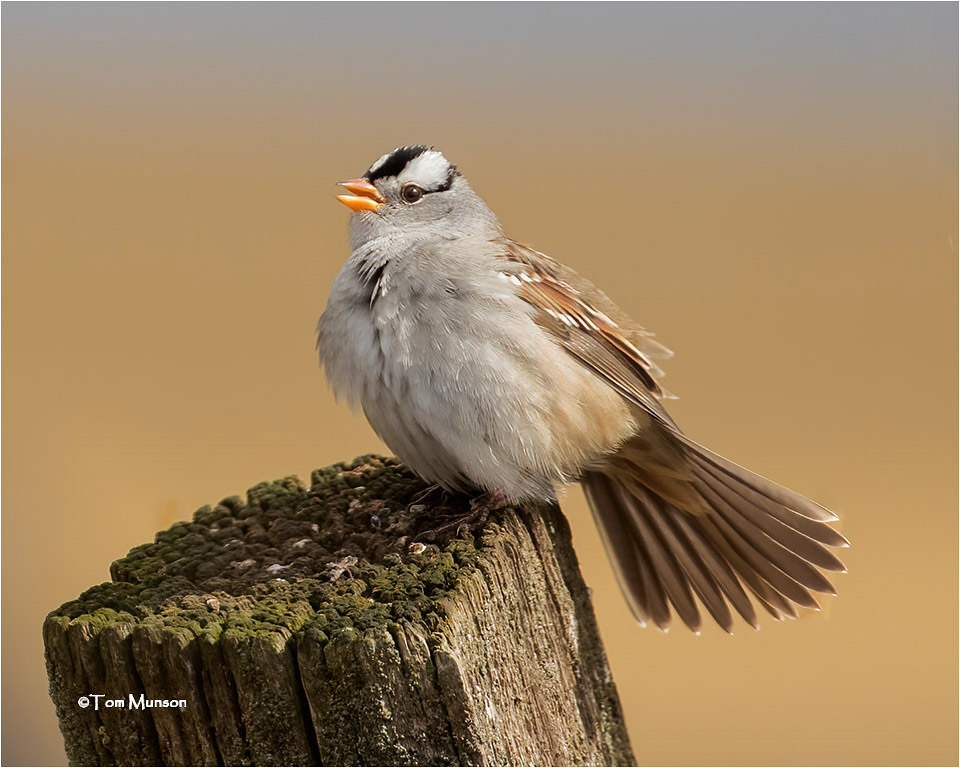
336 178 385 212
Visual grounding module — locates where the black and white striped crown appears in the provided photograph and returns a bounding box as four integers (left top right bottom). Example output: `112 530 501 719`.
363 145 460 191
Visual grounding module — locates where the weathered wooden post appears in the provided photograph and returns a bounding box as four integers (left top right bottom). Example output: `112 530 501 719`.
44 455 636 766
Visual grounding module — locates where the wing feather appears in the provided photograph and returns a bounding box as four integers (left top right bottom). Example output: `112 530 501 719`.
501 240 675 419
500 238 846 631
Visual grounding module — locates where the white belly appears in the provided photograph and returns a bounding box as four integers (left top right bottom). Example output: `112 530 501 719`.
318 257 635 501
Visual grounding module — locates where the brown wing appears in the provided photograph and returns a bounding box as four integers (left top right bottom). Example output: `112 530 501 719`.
499 239 848 633
499 239 675 423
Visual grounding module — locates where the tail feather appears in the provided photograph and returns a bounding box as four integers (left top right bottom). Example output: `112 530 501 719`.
672 513 758 629
678 436 839 523
583 431 847 632
582 474 654 626
698 501 822 610
693 470 838 595
698 516 800 621
631 487 735 633
692 458 846 571
585 474 673 630
634 542 672 631
617 483 704 632
688 451 849 549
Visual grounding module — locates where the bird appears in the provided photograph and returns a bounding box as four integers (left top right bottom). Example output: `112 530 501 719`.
316 144 848 634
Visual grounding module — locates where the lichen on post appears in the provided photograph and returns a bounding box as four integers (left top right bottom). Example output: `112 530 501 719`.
44 455 636 766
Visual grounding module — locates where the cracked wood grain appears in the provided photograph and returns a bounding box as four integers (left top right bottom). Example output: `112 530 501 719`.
44 455 635 766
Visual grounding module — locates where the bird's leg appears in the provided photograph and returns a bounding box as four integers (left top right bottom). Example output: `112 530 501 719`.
467 489 511 521
405 483 452 512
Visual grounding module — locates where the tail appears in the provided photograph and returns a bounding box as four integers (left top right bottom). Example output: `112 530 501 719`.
582 430 848 634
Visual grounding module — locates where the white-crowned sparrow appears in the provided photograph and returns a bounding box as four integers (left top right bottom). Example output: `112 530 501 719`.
317 145 847 633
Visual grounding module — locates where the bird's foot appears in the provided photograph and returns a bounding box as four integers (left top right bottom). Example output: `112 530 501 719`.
413 490 511 543
406 483 453 512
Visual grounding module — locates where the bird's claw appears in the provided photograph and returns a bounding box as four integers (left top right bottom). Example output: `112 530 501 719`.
412 490 510 543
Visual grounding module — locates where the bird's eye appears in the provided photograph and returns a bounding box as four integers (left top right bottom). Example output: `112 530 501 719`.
400 184 424 204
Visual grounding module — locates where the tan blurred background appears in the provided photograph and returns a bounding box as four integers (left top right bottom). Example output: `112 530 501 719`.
3 4 957 765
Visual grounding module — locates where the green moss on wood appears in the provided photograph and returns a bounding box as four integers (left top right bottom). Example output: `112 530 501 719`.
45 454 635 766
48 456 500 647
